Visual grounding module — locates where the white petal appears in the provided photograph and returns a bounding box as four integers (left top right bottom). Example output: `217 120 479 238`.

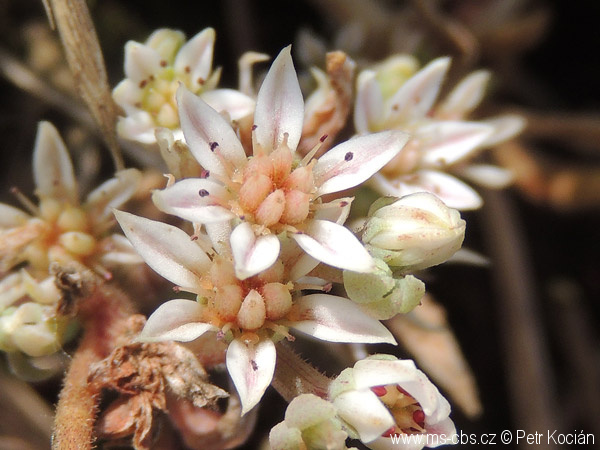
385 57 450 124
254 46 304 153
376 170 483 211
100 234 144 265
174 28 215 91
138 299 216 342
178 86 247 175
112 79 143 114
292 220 375 273
114 210 209 290
457 164 514 189
116 112 157 144
334 389 395 443
152 178 235 223
230 223 280 279
438 70 490 118
480 114 526 147
201 88 256 120
33 122 77 203
314 130 409 196
313 197 353 224
0 204 30 228
418 121 493 166
85 168 141 228
124 41 161 82
288 253 320 282
226 338 276 415
354 70 384 133
288 294 396 344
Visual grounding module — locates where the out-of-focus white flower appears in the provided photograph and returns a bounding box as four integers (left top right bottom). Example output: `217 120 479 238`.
152 46 410 279
0 122 141 361
115 211 397 415
330 355 456 449
361 193 465 271
269 394 350 450
113 28 255 145
355 55 525 210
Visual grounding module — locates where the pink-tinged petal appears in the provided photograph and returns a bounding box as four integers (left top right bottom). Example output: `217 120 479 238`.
288 294 396 344
314 197 353 224
354 70 384 133
85 168 141 228
200 88 256 120
333 389 394 443
254 46 304 153
385 57 450 124
373 170 483 211
152 178 235 223
138 299 216 342
418 121 493 167
437 70 490 119
177 86 247 175
114 210 209 290
457 164 514 189
33 122 77 203
480 114 526 147
314 130 409 196
116 111 157 144
230 222 280 279
124 41 161 83
112 79 143 114
226 338 276 415
292 220 375 273
174 28 215 91
0 204 30 228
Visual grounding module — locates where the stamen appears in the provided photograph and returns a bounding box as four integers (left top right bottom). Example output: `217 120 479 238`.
10 187 39 215
93 264 113 281
300 141 323 166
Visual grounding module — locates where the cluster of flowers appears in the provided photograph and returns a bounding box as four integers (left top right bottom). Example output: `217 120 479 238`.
0 27 522 449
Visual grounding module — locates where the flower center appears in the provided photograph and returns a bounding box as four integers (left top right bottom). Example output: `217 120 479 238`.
23 198 98 272
234 143 315 232
197 257 294 343
371 384 426 437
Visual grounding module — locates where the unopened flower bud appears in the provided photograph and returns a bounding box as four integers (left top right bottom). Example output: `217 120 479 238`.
239 173 273 212
59 231 96 256
270 394 349 450
261 282 292 320
284 166 314 193
214 284 243 321
281 190 310 225
255 189 285 226
363 193 465 270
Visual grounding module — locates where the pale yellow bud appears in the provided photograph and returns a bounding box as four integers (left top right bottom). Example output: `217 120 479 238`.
255 189 285 226
156 103 179 128
146 91 165 111
284 166 314 193
13 323 60 357
239 173 273 212
59 231 96 256
39 198 62 222
214 284 244 321
281 190 310 224
57 206 88 232
237 289 266 330
262 282 292 320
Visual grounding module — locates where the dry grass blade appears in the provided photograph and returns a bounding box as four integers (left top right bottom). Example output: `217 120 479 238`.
44 0 124 171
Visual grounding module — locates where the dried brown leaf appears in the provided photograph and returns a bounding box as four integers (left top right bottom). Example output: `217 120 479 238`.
387 294 483 419
297 51 355 157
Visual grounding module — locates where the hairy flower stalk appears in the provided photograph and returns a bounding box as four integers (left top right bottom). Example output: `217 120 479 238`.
152 46 410 280
0 122 140 366
355 55 525 209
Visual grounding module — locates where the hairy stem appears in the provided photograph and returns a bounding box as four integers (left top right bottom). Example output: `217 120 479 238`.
51 265 136 449
271 341 331 402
